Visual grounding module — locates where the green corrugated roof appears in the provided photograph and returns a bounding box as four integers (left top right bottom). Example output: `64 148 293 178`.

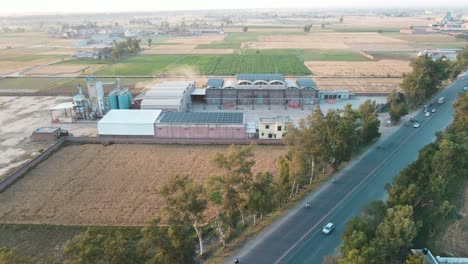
206 78 224 88
159 112 243 124
296 78 316 88
236 74 284 82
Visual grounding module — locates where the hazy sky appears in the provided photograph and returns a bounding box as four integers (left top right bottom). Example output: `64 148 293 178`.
2 0 467 14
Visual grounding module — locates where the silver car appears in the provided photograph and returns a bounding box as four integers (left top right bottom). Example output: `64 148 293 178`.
322 222 335 235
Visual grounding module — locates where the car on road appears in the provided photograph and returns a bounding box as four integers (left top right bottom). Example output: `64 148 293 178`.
322 223 335 235
431 108 436 113
410 117 415 122
413 123 421 128
464 86 467 92
438 97 445 104
425 112 431 117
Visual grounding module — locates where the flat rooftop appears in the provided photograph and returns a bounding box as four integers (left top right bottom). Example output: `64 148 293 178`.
260 116 292 123
34 127 60 133
158 112 244 124
99 109 162 124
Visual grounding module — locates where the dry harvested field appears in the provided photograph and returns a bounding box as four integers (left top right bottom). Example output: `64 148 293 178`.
305 60 411 76
224 27 304 33
22 64 101 76
313 77 402 93
248 33 408 50
330 15 438 29
0 144 285 226
0 96 97 179
0 58 61 75
143 35 236 54
436 184 468 256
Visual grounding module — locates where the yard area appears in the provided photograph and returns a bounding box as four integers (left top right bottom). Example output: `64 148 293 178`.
0 143 286 226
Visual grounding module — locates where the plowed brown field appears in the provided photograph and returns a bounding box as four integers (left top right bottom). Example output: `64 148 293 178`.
0 144 285 226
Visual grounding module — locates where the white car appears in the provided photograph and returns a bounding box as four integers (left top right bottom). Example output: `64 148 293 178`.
425 112 431 117
464 86 467 91
322 222 335 235
431 108 436 113
413 123 421 128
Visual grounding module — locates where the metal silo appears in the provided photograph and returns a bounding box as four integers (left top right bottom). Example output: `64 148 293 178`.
108 90 119 110
118 91 130 109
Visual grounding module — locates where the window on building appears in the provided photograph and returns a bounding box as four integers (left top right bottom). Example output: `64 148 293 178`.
265 125 270 129
277 126 282 131
268 134 273 138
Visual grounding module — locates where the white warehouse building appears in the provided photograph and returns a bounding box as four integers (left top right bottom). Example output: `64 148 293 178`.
98 109 162 136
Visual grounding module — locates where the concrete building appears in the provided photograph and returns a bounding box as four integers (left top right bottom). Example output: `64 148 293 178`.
98 109 162 136
318 90 351 100
31 127 62 142
418 48 462 61
141 81 195 112
259 116 292 139
204 74 318 108
154 112 245 139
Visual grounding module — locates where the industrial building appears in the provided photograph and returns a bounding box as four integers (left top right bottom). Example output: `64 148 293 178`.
204 74 318 108
98 110 246 139
259 116 292 139
98 109 162 136
318 90 351 100
141 81 195 112
154 112 246 139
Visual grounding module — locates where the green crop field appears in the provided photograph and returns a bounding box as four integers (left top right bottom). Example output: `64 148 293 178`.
244 49 369 61
95 54 311 76
197 31 305 49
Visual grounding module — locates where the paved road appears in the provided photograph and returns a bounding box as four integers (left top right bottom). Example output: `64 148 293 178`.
228 73 467 264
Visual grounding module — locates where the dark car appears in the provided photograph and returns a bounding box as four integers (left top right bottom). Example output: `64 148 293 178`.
410 117 415 122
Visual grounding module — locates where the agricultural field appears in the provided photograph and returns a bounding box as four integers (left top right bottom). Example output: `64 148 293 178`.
313 77 403 93
305 60 411 76
94 54 311 76
0 143 286 226
0 77 73 93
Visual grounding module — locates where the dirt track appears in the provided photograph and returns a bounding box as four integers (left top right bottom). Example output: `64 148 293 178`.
0 143 285 226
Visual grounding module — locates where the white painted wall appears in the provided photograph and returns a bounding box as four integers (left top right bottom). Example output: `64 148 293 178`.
98 123 154 136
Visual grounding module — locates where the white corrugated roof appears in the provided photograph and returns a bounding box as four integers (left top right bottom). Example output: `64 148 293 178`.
99 109 162 124
191 89 206 95
50 102 74 110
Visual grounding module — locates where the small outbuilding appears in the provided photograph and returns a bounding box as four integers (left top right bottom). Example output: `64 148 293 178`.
98 109 162 136
32 127 68 142
259 116 292 139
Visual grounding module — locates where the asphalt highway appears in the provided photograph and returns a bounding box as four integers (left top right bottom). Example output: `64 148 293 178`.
228 73 467 264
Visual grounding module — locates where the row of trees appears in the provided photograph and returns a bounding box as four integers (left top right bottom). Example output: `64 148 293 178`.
102 37 141 60
339 92 468 264
284 101 381 196
397 45 468 111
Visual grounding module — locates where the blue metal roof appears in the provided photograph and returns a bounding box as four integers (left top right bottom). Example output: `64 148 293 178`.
206 78 224 88
159 112 243 124
236 74 284 82
296 78 316 88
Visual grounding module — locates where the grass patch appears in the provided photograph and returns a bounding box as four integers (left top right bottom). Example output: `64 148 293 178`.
366 51 414 60
95 54 312 76
0 77 74 91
